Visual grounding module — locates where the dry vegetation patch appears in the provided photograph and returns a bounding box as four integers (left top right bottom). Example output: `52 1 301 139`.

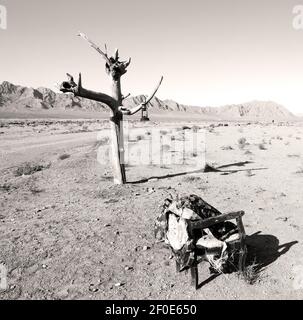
238 137 248 150
58 153 71 160
14 162 51 177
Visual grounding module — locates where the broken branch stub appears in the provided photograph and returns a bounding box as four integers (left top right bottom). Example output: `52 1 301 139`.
122 93 131 101
59 73 77 93
123 57 132 69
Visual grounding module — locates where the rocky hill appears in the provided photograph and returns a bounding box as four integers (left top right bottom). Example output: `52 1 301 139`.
0 81 109 113
124 95 294 120
0 81 295 120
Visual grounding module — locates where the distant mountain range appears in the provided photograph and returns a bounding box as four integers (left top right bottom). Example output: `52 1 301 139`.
0 81 295 120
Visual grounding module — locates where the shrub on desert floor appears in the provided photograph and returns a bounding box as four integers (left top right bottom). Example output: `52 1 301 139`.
258 143 267 150
15 162 51 177
94 137 110 148
238 137 248 150
161 144 171 152
295 166 303 174
160 130 169 135
160 165 170 169
241 257 260 285
136 134 145 141
192 125 202 131
183 175 202 182
27 177 45 194
221 145 233 150
58 153 70 160
0 183 15 192
246 170 254 177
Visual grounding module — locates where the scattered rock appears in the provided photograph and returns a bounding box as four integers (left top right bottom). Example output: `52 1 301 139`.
89 284 99 292
143 246 150 251
221 146 233 150
124 266 133 271
276 217 288 222
104 199 119 204
246 170 254 177
56 288 69 298
114 282 125 287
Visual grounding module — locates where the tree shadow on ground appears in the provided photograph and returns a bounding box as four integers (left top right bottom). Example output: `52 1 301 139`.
246 231 298 273
217 161 254 169
128 162 267 184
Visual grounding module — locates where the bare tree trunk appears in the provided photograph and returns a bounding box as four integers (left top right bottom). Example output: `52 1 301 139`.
109 114 126 184
110 78 126 184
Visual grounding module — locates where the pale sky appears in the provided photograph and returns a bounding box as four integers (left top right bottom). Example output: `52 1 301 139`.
1 0 303 114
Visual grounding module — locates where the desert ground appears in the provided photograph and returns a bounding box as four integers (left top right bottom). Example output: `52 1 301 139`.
1 116 303 300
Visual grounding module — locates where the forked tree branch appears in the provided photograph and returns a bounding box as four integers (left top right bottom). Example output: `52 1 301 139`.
78 32 131 73
60 73 117 110
78 32 111 65
118 76 163 115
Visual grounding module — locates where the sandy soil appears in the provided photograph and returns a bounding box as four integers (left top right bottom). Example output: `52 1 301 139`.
1 118 303 300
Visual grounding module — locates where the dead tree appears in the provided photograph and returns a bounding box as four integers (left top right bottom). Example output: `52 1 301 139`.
59 33 163 184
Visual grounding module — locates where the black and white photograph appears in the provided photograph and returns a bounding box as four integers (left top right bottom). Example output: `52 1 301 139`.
1 0 303 303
